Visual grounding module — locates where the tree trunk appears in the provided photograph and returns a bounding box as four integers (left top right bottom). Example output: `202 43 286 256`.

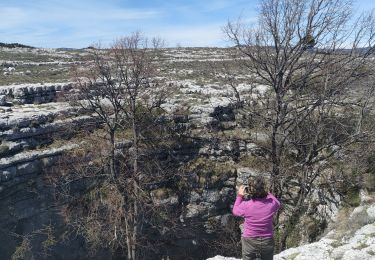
131 104 139 260
110 130 116 178
132 194 138 260
271 94 282 197
125 216 132 260
278 190 306 251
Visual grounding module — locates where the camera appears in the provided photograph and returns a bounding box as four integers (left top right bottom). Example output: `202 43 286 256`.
243 185 254 200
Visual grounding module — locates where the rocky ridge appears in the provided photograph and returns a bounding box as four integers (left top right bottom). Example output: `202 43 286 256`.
0 46 256 258
0 46 352 259
0 82 72 105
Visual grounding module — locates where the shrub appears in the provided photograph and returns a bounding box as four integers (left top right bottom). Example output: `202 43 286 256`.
0 42 34 49
364 173 375 192
0 145 10 157
11 238 32 260
345 187 361 207
29 120 40 128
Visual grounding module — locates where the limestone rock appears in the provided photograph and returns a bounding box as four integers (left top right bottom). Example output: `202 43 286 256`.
207 256 239 260
0 95 6 106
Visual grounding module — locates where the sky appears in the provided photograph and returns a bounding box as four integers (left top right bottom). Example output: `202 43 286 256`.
0 0 374 48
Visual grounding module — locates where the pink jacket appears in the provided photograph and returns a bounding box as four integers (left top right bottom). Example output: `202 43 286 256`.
232 193 280 238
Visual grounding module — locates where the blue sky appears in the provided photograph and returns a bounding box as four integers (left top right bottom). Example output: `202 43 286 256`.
0 0 374 48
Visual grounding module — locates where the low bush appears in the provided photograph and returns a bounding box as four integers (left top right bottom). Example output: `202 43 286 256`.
0 145 10 157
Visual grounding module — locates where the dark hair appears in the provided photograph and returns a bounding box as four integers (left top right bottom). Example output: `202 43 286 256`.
248 175 268 199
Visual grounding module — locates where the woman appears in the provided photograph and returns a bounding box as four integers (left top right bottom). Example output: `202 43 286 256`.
232 176 280 260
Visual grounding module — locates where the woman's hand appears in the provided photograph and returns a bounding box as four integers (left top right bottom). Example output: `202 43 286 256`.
238 185 247 197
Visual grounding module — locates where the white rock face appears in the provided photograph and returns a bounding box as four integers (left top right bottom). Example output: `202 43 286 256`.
367 204 375 222
207 256 239 260
0 95 6 105
275 225 375 259
275 238 335 260
0 82 72 105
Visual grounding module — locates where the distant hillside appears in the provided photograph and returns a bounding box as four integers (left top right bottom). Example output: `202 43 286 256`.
0 42 34 49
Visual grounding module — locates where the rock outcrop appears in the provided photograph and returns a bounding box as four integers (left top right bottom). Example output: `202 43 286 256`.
0 78 251 258
0 83 72 105
0 46 358 259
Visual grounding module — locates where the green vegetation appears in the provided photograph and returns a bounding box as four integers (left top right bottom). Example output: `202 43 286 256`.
330 206 372 241
286 252 300 260
11 225 57 260
0 42 34 49
346 188 361 207
0 46 248 86
11 238 32 260
182 157 236 190
330 240 344 248
0 145 10 157
353 242 369 250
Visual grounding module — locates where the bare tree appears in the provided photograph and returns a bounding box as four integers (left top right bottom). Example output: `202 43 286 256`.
225 0 375 249
71 32 166 177
56 32 185 259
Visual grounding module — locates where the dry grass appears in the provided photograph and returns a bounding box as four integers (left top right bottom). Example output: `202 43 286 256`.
328 205 372 241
